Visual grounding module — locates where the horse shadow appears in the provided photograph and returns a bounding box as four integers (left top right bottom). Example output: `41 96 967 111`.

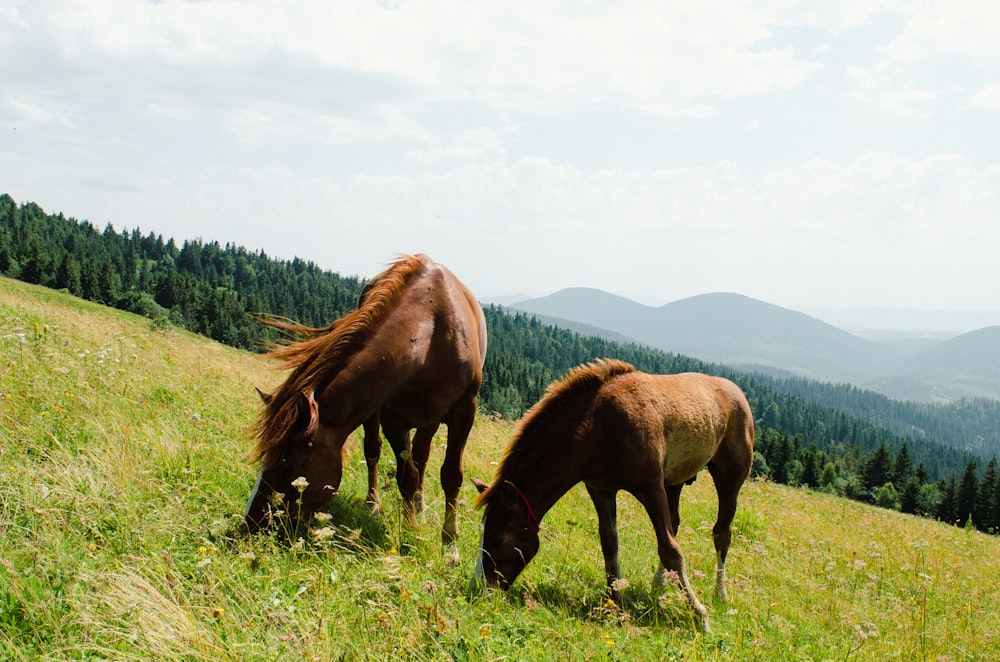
507 579 707 631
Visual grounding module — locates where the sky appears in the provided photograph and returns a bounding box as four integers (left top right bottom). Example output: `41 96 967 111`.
2 1 1000 317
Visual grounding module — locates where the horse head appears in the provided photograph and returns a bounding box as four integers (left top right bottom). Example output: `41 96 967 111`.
469 478 541 594
243 388 341 534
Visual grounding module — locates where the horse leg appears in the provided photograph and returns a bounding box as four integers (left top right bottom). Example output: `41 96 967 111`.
634 483 709 632
381 415 419 529
653 482 684 588
585 484 622 604
362 414 382 515
410 423 440 515
440 396 476 564
708 463 744 603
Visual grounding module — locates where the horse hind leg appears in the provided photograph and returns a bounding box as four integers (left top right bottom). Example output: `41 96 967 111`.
585 484 623 605
708 463 744 603
362 415 382 515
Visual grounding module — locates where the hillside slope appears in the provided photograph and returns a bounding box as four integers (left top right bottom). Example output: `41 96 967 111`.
2 277 1000 660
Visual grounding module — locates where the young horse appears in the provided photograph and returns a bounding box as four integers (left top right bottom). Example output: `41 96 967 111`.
470 359 754 631
243 254 487 559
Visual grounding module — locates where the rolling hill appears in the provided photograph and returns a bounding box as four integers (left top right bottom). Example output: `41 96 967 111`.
510 289 1000 402
866 326 1000 402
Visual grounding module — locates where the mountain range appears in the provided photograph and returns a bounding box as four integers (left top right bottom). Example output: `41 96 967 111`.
505 288 1000 404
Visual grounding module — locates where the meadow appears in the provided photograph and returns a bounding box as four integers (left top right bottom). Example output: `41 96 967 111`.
2 276 999 661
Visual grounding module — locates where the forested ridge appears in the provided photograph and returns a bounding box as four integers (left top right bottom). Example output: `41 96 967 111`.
4 193 1000 533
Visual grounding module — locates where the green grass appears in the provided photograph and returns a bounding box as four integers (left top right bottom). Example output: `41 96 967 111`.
2 276 999 660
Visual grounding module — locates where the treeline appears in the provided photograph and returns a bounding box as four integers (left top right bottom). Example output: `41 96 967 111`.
765 376 1000 458
0 195 362 349
2 193 999 534
755 430 1000 533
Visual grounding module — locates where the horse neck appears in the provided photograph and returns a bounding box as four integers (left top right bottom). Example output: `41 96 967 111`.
500 419 587 523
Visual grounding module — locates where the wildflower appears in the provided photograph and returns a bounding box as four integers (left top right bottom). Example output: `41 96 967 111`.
610 577 630 593
313 512 332 525
211 607 224 620
291 476 309 492
198 546 208 555
478 624 491 637
311 526 335 541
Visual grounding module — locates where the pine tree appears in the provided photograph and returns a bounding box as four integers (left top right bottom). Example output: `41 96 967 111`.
862 442 894 494
975 458 999 532
893 442 913 486
956 459 979 529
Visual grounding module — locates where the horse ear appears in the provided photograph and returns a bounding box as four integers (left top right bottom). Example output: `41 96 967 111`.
302 389 320 435
471 477 490 494
255 386 273 404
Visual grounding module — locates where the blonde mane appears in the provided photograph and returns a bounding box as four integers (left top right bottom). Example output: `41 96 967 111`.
250 254 427 468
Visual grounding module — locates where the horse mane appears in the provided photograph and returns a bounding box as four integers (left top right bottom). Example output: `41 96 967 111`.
477 359 636 508
249 254 428 468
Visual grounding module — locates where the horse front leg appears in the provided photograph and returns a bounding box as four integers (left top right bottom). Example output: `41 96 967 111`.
585 484 622 604
653 483 684 588
634 483 709 632
362 414 382 515
381 415 419 529
440 396 475 564
410 423 440 515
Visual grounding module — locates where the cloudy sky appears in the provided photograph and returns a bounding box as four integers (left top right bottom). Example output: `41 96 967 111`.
3 1 999 316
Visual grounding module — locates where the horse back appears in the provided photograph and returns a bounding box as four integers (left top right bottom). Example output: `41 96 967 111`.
600 372 753 486
333 257 486 425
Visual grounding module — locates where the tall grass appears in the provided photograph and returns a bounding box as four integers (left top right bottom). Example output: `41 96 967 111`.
2 276 999 660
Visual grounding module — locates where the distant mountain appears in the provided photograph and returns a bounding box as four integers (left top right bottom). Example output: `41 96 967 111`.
794 305 1000 335
511 290 903 384
510 289 1000 402
864 326 1000 402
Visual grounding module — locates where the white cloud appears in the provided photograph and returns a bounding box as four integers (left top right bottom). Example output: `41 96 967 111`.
883 0 1000 62
846 63 936 115
969 86 1000 110
2 92 77 129
3 0 999 311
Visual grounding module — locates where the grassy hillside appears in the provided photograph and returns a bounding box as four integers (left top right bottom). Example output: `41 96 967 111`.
3 277 999 660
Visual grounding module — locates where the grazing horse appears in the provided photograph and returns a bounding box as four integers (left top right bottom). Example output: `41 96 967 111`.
470 359 754 631
243 254 487 559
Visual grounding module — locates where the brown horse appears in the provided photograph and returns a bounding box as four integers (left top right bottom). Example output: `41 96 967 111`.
470 359 754 631
243 254 487 559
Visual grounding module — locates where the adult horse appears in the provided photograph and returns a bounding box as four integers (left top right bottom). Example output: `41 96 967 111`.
470 359 754 631
243 254 487 559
